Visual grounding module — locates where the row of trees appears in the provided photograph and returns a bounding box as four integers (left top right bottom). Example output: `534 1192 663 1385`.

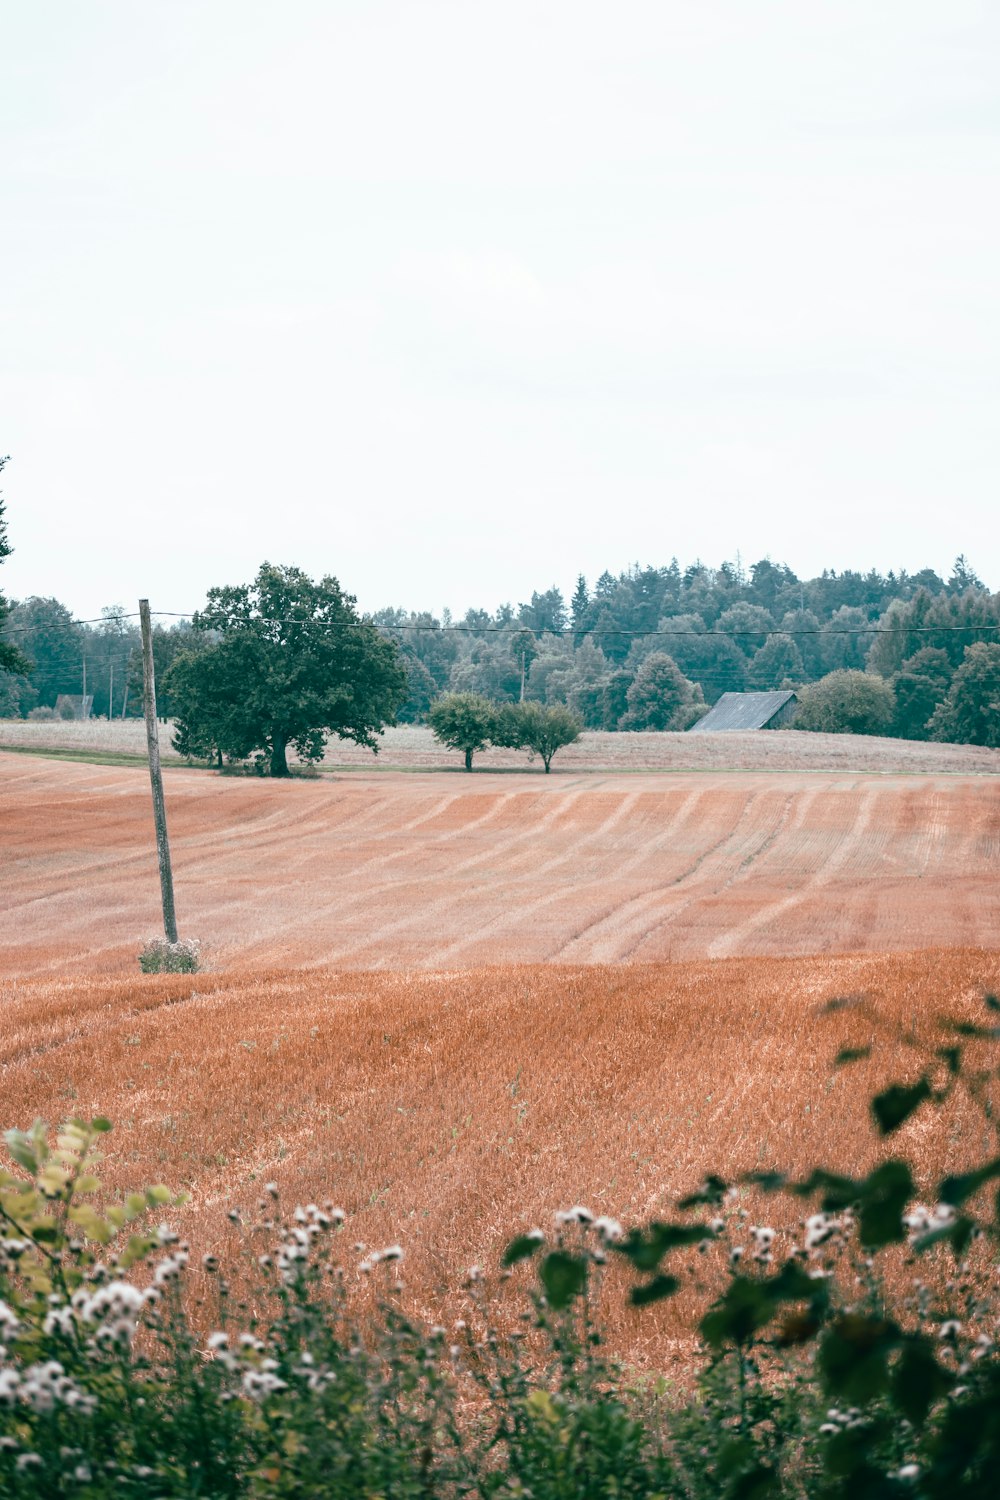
428 694 581 771
1 544 998 761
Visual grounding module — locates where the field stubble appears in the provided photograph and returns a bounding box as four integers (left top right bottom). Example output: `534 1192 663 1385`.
2 950 998 1367
2 755 998 975
3 718 1000 774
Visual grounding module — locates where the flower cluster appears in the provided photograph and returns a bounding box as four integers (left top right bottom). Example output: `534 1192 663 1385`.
0 1360 96 1415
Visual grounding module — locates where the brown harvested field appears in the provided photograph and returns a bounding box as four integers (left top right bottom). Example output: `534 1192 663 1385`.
3 718 1000 774
2 951 998 1363
1 753 998 975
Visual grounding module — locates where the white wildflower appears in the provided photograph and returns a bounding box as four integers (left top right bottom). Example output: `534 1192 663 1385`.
242 1369 287 1401
594 1217 623 1243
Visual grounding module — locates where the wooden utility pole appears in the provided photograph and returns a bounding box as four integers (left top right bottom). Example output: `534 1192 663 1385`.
139 599 178 943
108 662 114 720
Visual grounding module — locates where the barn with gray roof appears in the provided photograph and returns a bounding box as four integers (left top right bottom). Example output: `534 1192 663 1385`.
688 690 798 732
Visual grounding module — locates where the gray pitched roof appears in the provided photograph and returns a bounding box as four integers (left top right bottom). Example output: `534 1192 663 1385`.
687 690 797 732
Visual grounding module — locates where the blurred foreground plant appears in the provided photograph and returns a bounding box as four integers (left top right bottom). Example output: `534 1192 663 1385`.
0 989 998 1497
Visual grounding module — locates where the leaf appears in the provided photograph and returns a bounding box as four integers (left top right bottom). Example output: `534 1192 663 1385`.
730 1465 780 1499
943 1021 997 1039
677 1174 728 1210
871 1077 931 1134
90 1118 113 1134
630 1274 680 1306
502 1233 544 1267
935 1045 962 1076
69 1203 113 1244
539 1250 587 1309
767 1259 823 1302
700 1277 776 1349
938 1156 1000 1208
856 1161 914 1248
819 1314 899 1402
913 1216 976 1258
613 1221 714 1272
740 1171 786 1192
891 1338 951 1425
792 1168 858 1208
834 1046 872 1067
4 1132 38 1174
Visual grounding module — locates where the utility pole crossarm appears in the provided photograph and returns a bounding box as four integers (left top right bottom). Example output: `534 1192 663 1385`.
139 598 178 944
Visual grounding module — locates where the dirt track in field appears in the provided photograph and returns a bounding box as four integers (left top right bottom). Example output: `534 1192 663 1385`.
1 753 998 976
2 951 998 1362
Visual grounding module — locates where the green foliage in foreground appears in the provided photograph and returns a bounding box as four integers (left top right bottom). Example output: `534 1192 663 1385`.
2 993 1000 1497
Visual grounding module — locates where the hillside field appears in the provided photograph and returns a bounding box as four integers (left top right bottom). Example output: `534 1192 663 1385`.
1 751 998 975
4 717 1000 774
2 744 998 1363
2 950 998 1365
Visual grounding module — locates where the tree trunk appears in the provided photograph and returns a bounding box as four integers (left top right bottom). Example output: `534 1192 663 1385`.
214 747 223 770
271 738 290 777
543 754 552 773
465 747 473 771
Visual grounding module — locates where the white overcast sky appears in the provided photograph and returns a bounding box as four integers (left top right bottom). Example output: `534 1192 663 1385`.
2 1 998 622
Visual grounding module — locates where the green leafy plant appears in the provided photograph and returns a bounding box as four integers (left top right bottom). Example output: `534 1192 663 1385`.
137 937 201 973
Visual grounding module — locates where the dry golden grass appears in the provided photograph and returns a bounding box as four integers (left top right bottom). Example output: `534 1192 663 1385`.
2 718 1000 774
3 756 998 975
2 950 997 1366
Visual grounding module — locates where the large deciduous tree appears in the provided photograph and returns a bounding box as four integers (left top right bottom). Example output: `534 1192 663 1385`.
164 563 407 776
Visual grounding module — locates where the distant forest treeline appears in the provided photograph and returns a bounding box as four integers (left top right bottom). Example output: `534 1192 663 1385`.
2 554 999 745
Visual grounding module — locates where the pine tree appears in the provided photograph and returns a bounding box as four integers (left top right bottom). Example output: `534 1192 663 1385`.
0 458 31 677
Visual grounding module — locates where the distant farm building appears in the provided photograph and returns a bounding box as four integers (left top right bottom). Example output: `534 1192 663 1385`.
688 690 798 733
55 694 94 721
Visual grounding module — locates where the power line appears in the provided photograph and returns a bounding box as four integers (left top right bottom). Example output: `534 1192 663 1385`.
5 611 1000 642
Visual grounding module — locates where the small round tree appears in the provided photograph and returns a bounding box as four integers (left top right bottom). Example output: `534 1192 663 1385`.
794 669 895 735
494 701 582 772
427 692 497 771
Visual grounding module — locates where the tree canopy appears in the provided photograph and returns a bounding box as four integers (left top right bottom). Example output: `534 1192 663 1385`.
619 653 705 731
794 669 895 736
0 458 31 679
929 643 1000 747
164 563 406 775
494 701 582 772
427 692 496 771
